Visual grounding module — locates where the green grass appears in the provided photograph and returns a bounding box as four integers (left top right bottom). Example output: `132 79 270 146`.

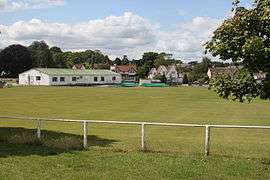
0 86 269 179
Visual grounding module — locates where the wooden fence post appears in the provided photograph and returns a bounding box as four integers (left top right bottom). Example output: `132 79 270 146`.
141 123 145 150
37 119 41 139
205 126 211 156
83 121 88 149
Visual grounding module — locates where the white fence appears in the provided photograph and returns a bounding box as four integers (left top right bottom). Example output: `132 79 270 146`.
1 116 270 156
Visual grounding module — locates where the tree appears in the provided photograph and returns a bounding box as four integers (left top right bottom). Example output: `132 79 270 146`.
154 74 167 83
52 53 67 68
122 55 130 65
50 46 62 54
49 46 67 68
205 0 270 101
142 52 159 68
137 65 148 79
183 74 189 84
154 55 167 68
28 41 55 68
114 58 122 65
0 44 33 77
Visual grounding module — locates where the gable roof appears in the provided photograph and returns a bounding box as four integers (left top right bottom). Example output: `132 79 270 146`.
149 68 157 74
34 68 119 76
208 66 238 78
157 65 167 73
167 65 177 72
72 64 85 69
115 65 137 73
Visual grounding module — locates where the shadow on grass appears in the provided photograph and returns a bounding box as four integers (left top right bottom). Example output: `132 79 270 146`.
0 127 118 158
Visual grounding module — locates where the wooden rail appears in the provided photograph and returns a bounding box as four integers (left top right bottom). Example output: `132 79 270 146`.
0 116 269 155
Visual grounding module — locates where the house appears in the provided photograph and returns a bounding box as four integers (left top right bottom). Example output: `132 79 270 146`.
111 65 137 82
207 66 238 79
208 66 267 83
254 72 267 83
157 65 168 76
148 68 158 79
148 65 183 83
19 68 122 86
72 64 86 70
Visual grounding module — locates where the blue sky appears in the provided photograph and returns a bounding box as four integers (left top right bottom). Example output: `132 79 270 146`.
1 0 236 25
0 0 251 61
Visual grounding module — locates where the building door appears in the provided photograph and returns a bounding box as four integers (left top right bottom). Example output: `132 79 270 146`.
29 76 34 85
27 75 30 85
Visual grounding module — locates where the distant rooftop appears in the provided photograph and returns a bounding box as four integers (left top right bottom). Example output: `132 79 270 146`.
34 68 119 76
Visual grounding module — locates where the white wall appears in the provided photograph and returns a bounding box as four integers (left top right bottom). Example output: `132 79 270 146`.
19 69 50 85
19 69 122 86
49 74 122 86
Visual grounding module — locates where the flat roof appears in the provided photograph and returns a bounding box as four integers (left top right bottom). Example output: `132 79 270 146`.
34 68 120 76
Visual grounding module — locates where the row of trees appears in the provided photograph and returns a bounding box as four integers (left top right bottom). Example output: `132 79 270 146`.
0 42 183 78
0 39 227 84
0 41 114 77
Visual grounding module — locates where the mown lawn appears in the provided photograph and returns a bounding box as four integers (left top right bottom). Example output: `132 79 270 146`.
0 86 269 179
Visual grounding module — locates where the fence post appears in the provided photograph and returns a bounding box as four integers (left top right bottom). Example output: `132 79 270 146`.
37 119 41 139
205 125 211 156
141 123 145 150
83 121 88 149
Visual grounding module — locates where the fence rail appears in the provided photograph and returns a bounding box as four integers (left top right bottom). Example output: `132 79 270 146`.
0 115 270 156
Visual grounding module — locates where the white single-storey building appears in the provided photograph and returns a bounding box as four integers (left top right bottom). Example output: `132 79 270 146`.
19 68 122 86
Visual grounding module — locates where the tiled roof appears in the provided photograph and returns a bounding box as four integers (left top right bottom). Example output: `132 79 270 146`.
115 65 137 73
209 66 238 78
35 68 119 76
73 64 85 69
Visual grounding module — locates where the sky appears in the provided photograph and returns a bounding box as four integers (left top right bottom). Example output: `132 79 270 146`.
0 0 252 61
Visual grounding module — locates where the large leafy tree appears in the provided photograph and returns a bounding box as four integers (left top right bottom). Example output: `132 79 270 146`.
205 0 270 102
50 46 67 68
122 55 130 65
28 41 55 68
0 44 33 77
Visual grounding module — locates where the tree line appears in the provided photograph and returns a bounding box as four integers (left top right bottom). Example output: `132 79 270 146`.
0 41 114 77
0 40 230 85
0 42 184 78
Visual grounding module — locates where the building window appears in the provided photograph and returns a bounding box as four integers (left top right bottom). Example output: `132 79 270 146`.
52 77 58 82
60 77 65 82
36 76 41 81
72 77 77 82
112 76 116 81
94 77 98 82
101 77 105 81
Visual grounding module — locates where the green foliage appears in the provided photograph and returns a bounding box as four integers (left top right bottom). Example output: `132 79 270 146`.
122 55 130 65
0 44 33 77
114 58 122 65
184 57 212 83
205 0 270 101
137 65 149 79
28 41 55 68
154 74 167 83
209 69 261 102
135 52 181 78
182 74 189 84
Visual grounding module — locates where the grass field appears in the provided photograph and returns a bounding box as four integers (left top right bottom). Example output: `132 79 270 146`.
0 86 269 179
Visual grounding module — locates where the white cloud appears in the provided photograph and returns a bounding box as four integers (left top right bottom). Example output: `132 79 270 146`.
0 12 221 61
156 16 221 60
0 0 64 12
